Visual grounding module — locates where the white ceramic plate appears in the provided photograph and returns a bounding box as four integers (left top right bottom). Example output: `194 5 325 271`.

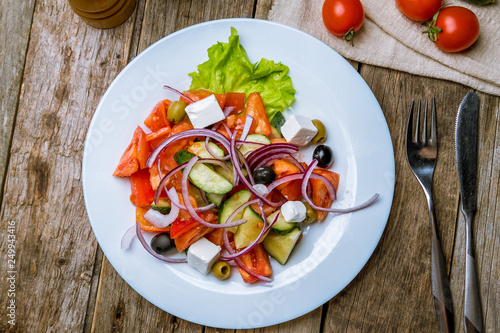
82 18 395 329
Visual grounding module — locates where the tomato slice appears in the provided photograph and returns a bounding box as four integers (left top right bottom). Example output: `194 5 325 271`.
136 207 171 232
272 159 301 190
146 126 172 149
129 169 155 207
245 92 271 136
144 99 171 131
280 179 302 201
235 243 272 283
311 169 340 221
170 219 199 239
113 126 151 177
173 211 218 252
181 90 227 109
225 92 246 113
204 228 223 246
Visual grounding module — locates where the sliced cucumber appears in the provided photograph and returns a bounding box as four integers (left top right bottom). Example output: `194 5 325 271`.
269 111 285 135
174 149 195 165
206 192 225 207
188 163 233 194
263 227 302 265
239 133 271 155
188 141 225 158
234 206 268 249
219 190 252 233
215 161 247 183
150 199 171 215
267 211 296 235
268 126 282 139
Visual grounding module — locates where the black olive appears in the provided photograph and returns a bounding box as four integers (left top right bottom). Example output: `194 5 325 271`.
313 145 334 168
151 233 174 255
253 166 276 184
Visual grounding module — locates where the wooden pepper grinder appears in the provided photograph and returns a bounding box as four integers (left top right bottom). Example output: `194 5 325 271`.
67 0 136 29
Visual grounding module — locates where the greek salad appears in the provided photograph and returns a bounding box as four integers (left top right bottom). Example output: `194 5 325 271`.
115 28 378 283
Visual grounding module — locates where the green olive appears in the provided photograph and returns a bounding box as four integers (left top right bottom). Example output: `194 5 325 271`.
312 119 327 143
167 101 187 124
303 202 317 223
211 261 231 280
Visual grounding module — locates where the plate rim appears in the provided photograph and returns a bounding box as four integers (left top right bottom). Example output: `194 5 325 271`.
82 17 395 329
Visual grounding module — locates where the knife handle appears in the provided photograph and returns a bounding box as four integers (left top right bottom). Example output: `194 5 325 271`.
428 200 454 333
464 214 483 333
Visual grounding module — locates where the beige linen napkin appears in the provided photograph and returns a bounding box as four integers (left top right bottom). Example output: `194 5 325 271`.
268 0 500 96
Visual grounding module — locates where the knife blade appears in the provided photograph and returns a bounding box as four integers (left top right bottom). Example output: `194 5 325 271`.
455 92 483 333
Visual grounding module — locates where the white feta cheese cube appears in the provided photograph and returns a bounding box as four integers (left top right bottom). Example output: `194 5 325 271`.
281 115 318 146
281 201 307 223
184 94 225 128
187 237 221 275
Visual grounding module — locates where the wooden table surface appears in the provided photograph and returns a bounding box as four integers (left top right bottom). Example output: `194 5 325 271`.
1 0 498 332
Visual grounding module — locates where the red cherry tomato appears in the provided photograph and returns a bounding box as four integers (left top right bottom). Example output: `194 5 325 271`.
395 0 443 22
424 6 480 53
322 0 365 45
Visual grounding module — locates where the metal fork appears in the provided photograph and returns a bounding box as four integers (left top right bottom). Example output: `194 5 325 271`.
406 98 454 333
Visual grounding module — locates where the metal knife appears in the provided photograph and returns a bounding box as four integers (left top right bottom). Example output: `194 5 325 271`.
455 92 483 333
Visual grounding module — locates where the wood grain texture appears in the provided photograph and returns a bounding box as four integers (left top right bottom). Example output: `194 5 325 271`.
1 0 499 332
321 65 467 332
0 0 36 201
0 0 135 331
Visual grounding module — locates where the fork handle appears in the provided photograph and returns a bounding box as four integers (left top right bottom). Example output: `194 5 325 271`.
428 200 454 333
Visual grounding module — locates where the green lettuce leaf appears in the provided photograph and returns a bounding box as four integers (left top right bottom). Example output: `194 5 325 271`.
188 27 295 118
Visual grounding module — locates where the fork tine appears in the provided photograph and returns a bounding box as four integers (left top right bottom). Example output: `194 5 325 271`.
429 97 437 146
414 99 421 143
407 100 414 145
422 99 428 145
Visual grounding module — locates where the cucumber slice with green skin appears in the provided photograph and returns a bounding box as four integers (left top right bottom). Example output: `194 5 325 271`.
174 149 195 165
188 163 233 194
206 192 225 207
269 111 286 135
150 199 171 215
267 211 296 235
188 141 225 158
215 161 247 183
239 133 271 155
263 227 302 265
219 190 252 233
234 206 268 249
269 126 282 139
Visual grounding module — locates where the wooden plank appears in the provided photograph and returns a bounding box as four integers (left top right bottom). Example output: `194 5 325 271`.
322 65 467 332
89 1 262 332
0 0 36 201
449 92 500 333
0 0 136 331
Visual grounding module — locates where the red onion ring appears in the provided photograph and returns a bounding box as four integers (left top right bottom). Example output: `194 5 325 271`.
154 162 215 213
223 199 260 227
135 223 187 263
121 225 136 250
223 106 236 117
267 172 336 200
301 160 379 213
181 156 246 229
247 146 299 171
221 228 272 283
220 204 279 261
239 115 253 143
146 129 231 168
163 85 194 103
246 143 298 166
229 133 285 207
144 189 180 228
